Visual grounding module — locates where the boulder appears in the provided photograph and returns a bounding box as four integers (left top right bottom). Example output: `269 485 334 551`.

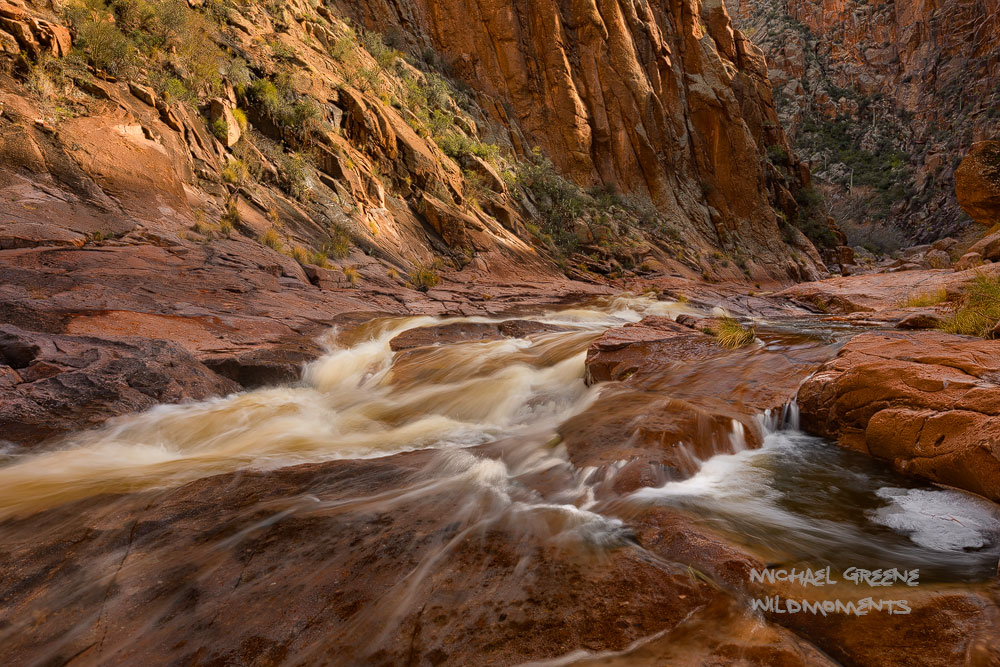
968 232 1000 262
584 316 703 384
923 248 951 269
128 82 157 107
895 311 945 330
955 140 1000 225
208 98 241 147
418 193 474 247
955 251 984 271
932 237 958 252
389 320 567 351
798 331 1000 501
559 317 837 487
0 324 239 447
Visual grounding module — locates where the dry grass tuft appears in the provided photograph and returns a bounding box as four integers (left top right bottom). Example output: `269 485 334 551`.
714 317 756 349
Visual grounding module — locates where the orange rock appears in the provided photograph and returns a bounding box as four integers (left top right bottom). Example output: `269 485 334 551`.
956 140 1000 226
799 331 1000 500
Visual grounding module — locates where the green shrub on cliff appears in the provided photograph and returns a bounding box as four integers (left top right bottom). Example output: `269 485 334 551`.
66 0 223 91
358 29 399 69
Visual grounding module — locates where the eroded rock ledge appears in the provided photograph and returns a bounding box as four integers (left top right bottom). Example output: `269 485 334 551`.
799 331 1000 501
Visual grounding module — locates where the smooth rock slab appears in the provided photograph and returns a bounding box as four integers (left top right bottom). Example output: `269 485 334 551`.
798 331 1000 500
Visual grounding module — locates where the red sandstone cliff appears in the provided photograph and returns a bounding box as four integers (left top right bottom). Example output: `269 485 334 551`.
337 0 831 275
731 0 1000 245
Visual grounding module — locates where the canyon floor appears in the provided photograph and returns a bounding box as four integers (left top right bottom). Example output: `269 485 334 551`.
2 228 1000 666
2 0 999 664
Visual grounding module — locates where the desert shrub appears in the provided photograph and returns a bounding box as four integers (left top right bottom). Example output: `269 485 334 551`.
248 78 281 116
248 77 322 138
279 152 312 200
211 117 229 141
74 16 138 77
67 0 223 90
358 29 398 69
713 317 756 349
290 246 308 264
793 186 837 249
938 273 1000 338
343 266 360 285
324 224 352 259
308 250 329 267
409 265 440 291
231 108 248 133
328 29 357 62
225 58 253 94
221 158 249 185
837 214 908 255
260 227 282 251
219 196 240 235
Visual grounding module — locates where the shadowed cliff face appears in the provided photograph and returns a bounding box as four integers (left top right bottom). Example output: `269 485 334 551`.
338 0 828 276
730 0 1000 244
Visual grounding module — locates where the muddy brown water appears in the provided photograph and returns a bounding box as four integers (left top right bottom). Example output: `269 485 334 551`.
1 294 998 664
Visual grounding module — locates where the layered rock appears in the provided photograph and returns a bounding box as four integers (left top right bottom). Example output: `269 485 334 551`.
0 324 240 448
338 0 828 278
731 0 1000 242
798 331 1000 500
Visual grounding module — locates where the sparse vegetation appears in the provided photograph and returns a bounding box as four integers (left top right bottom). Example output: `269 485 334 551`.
343 266 360 285
66 0 224 92
219 196 241 233
938 273 1000 338
409 264 441 291
358 29 399 69
324 224 352 259
221 159 249 186
902 288 948 308
260 227 282 251
308 250 329 268
713 317 757 349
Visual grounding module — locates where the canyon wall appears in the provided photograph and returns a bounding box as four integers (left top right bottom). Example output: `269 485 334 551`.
338 0 831 274
730 0 1000 246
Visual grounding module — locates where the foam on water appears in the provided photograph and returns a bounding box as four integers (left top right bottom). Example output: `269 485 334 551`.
0 294 680 517
630 425 1000 579
868 487 1000 551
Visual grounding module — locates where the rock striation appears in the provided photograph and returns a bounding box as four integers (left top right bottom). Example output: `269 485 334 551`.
337 0 827 278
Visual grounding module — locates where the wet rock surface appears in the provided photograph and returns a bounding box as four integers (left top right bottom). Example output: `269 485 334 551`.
563 316 839 489
389 319 569 351
0 323 239 447
0 452 726 666
799 331 1000 501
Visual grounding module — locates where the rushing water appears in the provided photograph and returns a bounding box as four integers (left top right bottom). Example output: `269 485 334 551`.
2 293 1000 663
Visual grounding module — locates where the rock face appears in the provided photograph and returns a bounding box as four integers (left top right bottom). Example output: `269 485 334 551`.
0 1 71 58
730 0 1000 241
389 320 567 351
799 331 1000 501
0 324 240 448
956 140 1000 226
338 0 826 278
561 316 837 489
